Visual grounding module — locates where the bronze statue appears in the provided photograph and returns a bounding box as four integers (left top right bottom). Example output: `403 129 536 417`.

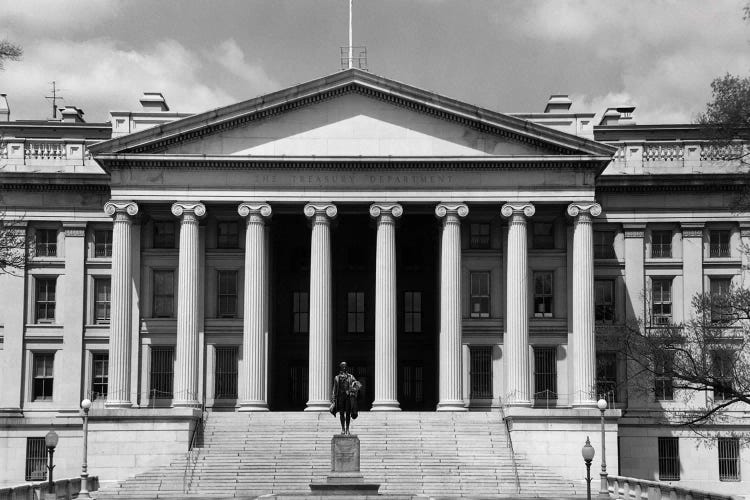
330 362 361 434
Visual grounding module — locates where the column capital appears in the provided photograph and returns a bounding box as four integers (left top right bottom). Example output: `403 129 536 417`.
566 202 602 218
238 202 272 219
435 202 468 219
680 223 705 238
104 201 139 218
304 203 337 219
501 202 535 218
740 222 750 238
369 203 403 219
623 223 646 239
62 223 87 238
171 201 206 219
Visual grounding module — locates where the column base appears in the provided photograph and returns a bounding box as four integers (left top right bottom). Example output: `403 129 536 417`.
572 400 597 408
173 400 201 408
238 401 269 411
371 400 401 411
305 401 331 412
105 400 133 409
504 400 531 407
436 400 468 411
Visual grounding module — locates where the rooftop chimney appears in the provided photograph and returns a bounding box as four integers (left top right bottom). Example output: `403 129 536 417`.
60 105 85 123
0 93 9 122
544 94 573 113
140 92 170 112
600 106 636 126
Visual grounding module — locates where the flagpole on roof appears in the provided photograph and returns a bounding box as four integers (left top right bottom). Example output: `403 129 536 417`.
348 0 353 69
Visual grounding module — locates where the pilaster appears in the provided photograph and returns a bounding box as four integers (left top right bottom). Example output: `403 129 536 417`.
623 224 646 322
370 203 402 411
171 201 206 407
0 222 26 415
304 203 337 411
238 202 272 411
741 223 750 288
567 202 601 406
61 223 87 408
104 201 139 407
501 202 535 406
435 202 468 411
681 223 704 320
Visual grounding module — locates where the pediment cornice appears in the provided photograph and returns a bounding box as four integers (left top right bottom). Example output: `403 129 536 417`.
89 69 616 159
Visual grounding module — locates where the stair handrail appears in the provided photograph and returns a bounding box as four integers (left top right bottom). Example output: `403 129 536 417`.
498 395 521 495
183 402 207 494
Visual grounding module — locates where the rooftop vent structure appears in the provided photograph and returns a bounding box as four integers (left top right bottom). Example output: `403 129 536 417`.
140 92 170 112
0 93 9 122
544 94 573 113
60 105 85 123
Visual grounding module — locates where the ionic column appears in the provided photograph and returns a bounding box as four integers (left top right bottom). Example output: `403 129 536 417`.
567 202 601 407
238 203 272 411
104 201 139 407
171 202 206 407
370 203 403 411
304 203 337 411
435 202 468 411
501 202 535 406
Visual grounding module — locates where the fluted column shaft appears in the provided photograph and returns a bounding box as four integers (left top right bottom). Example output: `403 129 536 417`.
172 202 206 407
104 201 138 407
501 203 535 406
238 203 272 411
304 203 337 411
436 203 468 411
370 203 403 411
568 202 601 406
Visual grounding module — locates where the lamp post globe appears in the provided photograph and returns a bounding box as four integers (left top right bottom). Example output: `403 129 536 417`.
581 436 595 500
79 399 92 498
597 398 607 411
44 430 58 499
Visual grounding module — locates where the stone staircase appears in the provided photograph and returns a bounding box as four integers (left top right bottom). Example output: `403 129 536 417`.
98 411 583 498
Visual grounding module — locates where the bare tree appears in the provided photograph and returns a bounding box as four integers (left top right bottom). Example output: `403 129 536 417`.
617 288 750 430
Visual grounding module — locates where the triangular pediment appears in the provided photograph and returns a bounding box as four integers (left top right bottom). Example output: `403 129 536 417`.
90 69 615 160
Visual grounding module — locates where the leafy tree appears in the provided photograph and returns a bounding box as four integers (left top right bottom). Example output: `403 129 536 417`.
0 40 22 70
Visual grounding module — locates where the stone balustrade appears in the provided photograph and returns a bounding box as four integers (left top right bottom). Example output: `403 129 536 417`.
0 139 93 166
606 475 742 500
0 476 99 500
609 141 749 173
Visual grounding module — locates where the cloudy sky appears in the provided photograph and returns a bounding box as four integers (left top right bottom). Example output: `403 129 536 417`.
2 0 749 124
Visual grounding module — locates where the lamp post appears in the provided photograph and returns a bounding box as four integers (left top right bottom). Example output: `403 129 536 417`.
44 429 58 500
597 397 609 499
581 436 595 500
79 398 92 498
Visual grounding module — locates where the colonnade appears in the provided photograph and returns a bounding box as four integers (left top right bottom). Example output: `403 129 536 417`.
103 199 601 411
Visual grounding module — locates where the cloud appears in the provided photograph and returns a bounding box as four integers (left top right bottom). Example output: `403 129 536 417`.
0 38 271 121
212 39 279 94
3 0 120 35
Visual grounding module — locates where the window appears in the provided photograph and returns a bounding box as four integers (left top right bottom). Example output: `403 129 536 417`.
718 437 740 481
709 230 731 258
32 353 54 401
594 231 616 259
710 278 733 324
94 229 112 257
215 346 238 399
651 279 672 325
469 223 491 249
217 221 239 249
94 278 111 324
654 350 674 401
651 230 672 258
533 222 555 249
596 352 617 401
404 291 422 333
470 346 492 398
35 277 57 323
91 353 108 400
401 363 424 406
347 291 365 333
658 437 680 481
533 347 557 401
217 271 238 318
712 350 734 401
595 280 615 323
534 272 553 318
293 291 309 333
153 270 175 318
150 347 174 399
153 221 175 249
35 228 57 257
25 437 47 481
470 272 490 318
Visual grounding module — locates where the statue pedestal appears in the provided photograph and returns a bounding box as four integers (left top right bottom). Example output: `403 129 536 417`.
309 434 380 496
